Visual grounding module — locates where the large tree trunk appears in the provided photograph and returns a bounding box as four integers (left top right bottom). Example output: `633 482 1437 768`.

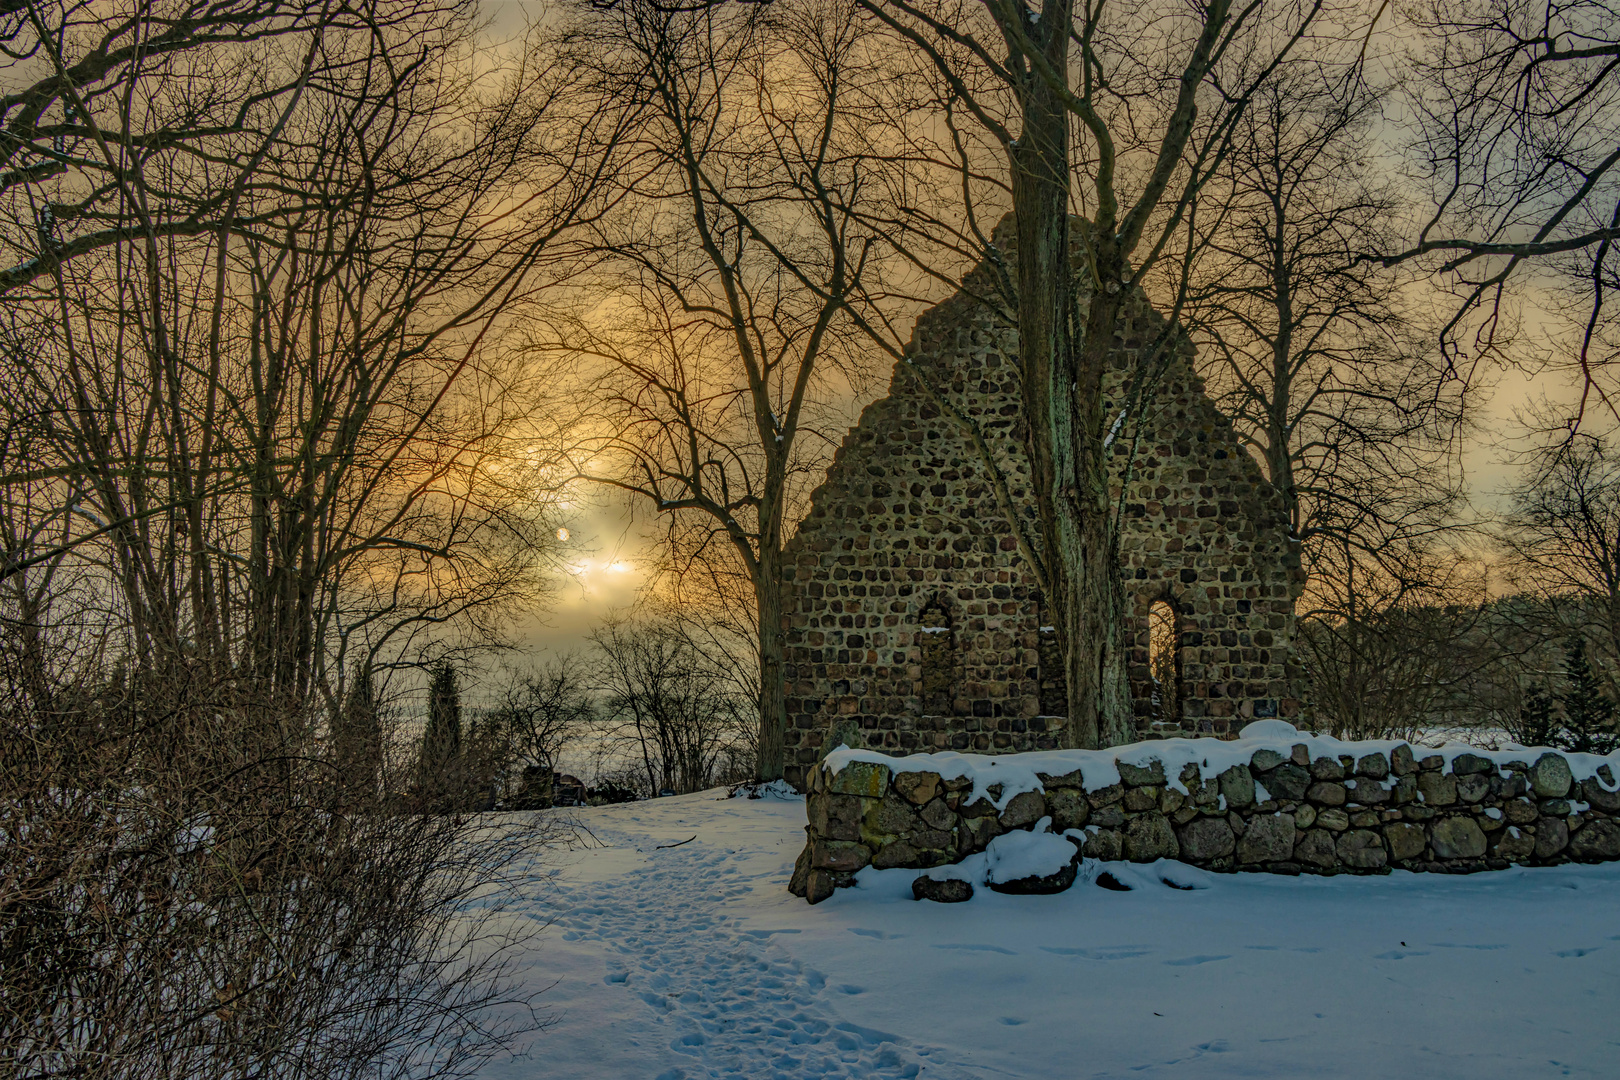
1076 273 1138 747
1007 8 1132 750
755 533 787 782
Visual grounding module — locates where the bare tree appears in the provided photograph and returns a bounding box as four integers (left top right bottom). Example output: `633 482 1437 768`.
0 0 623 716
0 0 371 293
1183 65 1471 602
1298 549 1499 738
1384 0 1620 412
1498 429 1620 685
488 654 596 806
847 0 1346 747
590 612 755 796
0 4 623 1075
558 0 896 780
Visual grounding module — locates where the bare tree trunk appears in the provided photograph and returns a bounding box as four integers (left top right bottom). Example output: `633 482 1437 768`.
1006 1 1130 749
755 541 787 780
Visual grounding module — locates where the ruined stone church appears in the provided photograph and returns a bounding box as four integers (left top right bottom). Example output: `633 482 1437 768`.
779 249 1307 791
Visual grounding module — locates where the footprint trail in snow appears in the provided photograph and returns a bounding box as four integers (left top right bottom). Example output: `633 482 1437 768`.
541 824 935 1080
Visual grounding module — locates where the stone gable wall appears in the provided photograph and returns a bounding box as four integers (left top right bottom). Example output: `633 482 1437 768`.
780 278 1305 791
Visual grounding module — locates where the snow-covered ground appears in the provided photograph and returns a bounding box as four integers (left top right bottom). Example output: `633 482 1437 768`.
483 788 1620 1080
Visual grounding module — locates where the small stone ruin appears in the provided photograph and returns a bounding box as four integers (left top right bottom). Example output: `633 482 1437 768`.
780 230 1306 791
789 723 1620 904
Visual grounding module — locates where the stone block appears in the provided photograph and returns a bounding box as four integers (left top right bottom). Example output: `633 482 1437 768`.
789 845 813 897
805 869 836 905
1346 777 1391 805
998 790 1046 830
1123 786 1160 812
808 792 867 841
913 876 973 903
871 840 924 870
1431 817 1487 860
1356 753 1391 780
1417 772 1457 807
1294 829 1336 868
1260 763 1310 802
1456 773 1491 804
1175 816 1235 862
1250 748 1288 773
1047 788 1090 831
1294 803 1317 829
1310 756 1345 781
1088 783 1125 808
1082 828 1123 861
1316 808 1350 831
1530 754 1573 798
1336 829 1388 870
1306 781 1347 806
989 849 1081 895
830 760 891 797
894 770 941 806
1118 760 1167 787
1569 819 1620 861
1581 778 1620 813
1219 765 1256 808
1504 797 1539 825
1237 813 1295 863
1385 822 1426 862
864 792 923 842
958 813 1001 854
1534 816 1570 858
1036 767 1087 789
1124 812 1180 861
919 797 956 831
1390 744 1417 776
1451 753 1493 776
1494 826 1535 861
812 839 872 873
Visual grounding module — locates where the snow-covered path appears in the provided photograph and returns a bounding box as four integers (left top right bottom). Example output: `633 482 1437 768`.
526 813 941 1078
484 790 1620 1080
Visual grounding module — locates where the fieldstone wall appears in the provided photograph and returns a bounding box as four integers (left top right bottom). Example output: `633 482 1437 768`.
789 741 1620 904
780 231 1305 791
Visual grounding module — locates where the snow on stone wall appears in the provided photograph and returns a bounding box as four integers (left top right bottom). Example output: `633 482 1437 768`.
789 721 1620 903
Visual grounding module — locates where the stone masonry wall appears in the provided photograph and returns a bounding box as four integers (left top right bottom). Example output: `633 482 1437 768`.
780 257 1306 790
788 736 1620 904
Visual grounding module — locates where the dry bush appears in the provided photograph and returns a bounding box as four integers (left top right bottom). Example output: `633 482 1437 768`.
0 643 557 1080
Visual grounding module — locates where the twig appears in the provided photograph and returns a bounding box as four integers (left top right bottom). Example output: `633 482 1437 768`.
655 836 697 850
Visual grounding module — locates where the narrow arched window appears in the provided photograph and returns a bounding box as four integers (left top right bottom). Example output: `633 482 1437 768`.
1149 598 1180 723
919 599 953 715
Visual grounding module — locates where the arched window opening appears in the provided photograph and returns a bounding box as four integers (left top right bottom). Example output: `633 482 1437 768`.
919 599 954 715
1149 599 1180 723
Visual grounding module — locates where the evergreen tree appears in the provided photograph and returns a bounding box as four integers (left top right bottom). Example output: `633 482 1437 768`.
1517 682 1557 748
332 663 383 805
415 663 463 809
1558 636 1620 755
